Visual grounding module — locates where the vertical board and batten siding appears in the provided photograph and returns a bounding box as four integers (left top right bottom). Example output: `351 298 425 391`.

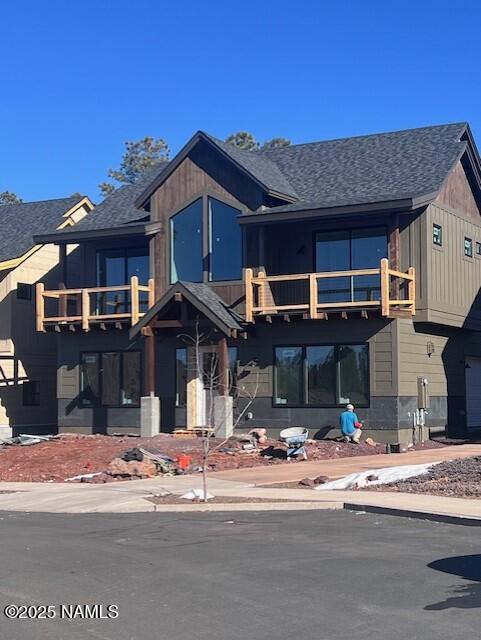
150 149 265 301
399 210 428 313
426 202 481 328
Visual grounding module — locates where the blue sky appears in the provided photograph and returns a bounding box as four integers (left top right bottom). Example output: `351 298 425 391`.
1 0 480 202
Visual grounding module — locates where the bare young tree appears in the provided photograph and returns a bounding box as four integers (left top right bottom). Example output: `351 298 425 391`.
178 319 259 502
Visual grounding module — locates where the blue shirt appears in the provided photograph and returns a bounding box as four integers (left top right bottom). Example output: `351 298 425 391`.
339 411 358 435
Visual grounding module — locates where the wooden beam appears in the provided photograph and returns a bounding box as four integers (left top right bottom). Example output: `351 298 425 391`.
141 326 154 337
35 283 45 332
81 289 90 331
99 323 106 331
283 314 291 322
130 275 139 326
389 213 400 300
408 266 416 315
69 324 76 332
309 273 318 319
217 337 229 397
144 331 155 395
148 278 155 309
115 321 122 330
59 243 67 285
361 310 368 319
341 311 348 319
151 320 183 329
265 315 272 323
380 258 390 317
244 268 253 322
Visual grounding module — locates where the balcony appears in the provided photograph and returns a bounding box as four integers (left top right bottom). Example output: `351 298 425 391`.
36 276 155 331
244 259 415 321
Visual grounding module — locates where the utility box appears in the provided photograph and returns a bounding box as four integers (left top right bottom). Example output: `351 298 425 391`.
417 377 429 410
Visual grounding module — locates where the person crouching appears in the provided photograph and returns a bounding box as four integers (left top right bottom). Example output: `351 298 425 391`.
339 404 362 444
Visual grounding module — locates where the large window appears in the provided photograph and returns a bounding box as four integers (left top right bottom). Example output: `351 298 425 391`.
97 246 149 313
315 228 387 303
170 196 242 284
209 198 242 281
170 199 203 283
274 344 369 407
80 351 141 407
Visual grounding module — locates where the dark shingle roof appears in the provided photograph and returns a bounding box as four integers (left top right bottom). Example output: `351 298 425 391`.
256 122 468 212
56 163 168 234
202 133 299 199
0 195 85 262
130 280 244 338
178 281 244 331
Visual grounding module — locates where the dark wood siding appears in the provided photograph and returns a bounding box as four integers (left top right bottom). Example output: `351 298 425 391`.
437 160 481 220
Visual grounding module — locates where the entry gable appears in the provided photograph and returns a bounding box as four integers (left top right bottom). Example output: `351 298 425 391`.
130 281 245 339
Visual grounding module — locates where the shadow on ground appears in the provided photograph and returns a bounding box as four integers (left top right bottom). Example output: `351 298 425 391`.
425 555 481 610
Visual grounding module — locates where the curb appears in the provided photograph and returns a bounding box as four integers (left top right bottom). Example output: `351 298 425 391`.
147 501 343 513
343 502 481 527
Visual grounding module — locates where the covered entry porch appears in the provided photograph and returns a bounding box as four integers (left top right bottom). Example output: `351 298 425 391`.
130 281 246 434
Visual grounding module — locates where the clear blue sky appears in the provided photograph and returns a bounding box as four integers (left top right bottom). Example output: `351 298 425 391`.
1 0 480 203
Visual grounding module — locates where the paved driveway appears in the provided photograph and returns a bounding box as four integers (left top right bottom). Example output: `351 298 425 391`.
0 510 479 639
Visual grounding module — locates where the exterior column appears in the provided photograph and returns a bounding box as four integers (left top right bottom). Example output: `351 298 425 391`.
143 327 155 395
217 336 229 397
389 213 400 299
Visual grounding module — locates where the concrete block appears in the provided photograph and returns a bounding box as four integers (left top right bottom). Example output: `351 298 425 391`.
214 395 233 438
0 425 12 441
140 396 160 438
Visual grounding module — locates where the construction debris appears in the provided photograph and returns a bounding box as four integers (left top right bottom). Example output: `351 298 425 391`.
181 488 214 501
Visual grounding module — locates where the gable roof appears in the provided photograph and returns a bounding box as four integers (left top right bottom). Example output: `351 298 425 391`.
0 195 91 264
130 280 245 338
254 122 471 215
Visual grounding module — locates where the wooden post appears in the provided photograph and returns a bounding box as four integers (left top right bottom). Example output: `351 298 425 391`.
143 327 155 395
309 274 318 319
36 283 45 332
217 337 229 397
389 214 400 300
244 268 253 322
408 267 416 315
81 289 90 331
380 258 390 317
148 278 155 309
59 282 67 318
258 270 267 313
130 275 139 325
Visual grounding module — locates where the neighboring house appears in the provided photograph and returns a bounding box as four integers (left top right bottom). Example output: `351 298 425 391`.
0 195 93 437
34 123 481 443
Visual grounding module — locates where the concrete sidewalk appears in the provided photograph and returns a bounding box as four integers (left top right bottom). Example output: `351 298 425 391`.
213 444 481 484
0 444 478 521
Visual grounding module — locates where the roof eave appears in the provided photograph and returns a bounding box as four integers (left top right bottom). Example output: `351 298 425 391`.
34 221 161 245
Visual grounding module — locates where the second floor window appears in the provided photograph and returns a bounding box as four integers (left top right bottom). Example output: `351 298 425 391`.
97 246 149 314
464 237 473 258
170 196 242 284
433 224 442 246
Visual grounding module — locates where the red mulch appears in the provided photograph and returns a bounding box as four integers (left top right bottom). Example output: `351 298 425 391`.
0 434 446 483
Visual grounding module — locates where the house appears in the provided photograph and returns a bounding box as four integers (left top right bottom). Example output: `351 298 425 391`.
33 123 481 443
0 195 93 437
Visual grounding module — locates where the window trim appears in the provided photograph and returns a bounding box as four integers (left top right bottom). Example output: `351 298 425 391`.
476 241 481 257
273 343 370 409
168 190 245 286
432 223 443 247
79 350 142 408
464 237 473 259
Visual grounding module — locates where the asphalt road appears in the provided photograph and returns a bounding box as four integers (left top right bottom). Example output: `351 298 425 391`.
0 509 479 640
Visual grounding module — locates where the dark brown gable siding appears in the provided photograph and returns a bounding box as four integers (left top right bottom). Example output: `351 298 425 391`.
436 159 480 219
150 148 265 297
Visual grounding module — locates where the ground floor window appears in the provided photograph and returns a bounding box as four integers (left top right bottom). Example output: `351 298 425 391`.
274 344 369 407
80 351 141 407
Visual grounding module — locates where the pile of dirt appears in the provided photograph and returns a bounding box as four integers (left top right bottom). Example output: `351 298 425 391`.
367 456 481 498
0 433 446 483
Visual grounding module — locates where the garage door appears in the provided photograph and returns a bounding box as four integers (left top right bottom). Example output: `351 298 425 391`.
465 357 481 431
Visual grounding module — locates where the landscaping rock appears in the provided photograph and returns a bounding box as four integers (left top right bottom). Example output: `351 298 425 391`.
107 458 157 479
313 475 330 485
299 477 315 487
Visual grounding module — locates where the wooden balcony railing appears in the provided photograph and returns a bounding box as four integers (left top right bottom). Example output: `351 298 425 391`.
36 276 155 331
244 258 415 321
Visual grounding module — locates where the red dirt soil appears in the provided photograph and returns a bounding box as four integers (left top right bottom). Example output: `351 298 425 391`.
0 434 445 483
